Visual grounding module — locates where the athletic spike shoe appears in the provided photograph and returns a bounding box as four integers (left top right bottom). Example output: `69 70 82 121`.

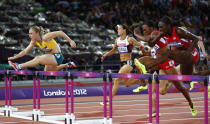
147 112 161 118
190 105 197 117
133 85 148 93
134 58 147 74
8 61 21 71
208 86 210 98
99 101 109 106
67 61 76 68
189 81 195 91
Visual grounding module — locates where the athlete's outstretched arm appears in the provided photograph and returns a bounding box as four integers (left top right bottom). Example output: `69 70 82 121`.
101 39 117 62
198 39 209 60
43 31 76 48
147 32 164 47
176 27 200 51
129 37 144 47
133 28 151 42
8 41 35 61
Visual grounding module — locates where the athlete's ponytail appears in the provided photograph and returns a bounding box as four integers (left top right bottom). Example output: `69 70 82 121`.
115 24 132 35
30 26 47 35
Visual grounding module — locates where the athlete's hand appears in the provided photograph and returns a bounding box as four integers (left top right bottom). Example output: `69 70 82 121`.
139 45 144 51
204 53 209 60
69 40 76 48
198 36 202 41
8 57 15 61
101 55 106 62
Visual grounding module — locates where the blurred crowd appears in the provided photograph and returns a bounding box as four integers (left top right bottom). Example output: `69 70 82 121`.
37 0 210 53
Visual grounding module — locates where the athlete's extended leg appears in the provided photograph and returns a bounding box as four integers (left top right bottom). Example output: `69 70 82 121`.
112 64 133 98
169 67 197 116
9 54 58 71
100 64 133 106
21 54 58 68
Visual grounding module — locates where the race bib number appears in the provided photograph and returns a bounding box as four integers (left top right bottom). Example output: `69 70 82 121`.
151 48 157 58
169 60 175 66
191 51 197 56
118 46 128 53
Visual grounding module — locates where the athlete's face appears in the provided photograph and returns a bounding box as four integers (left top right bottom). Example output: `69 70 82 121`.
142 24 153 36
117 25 126 36
29 29 39 40
158 22 169 35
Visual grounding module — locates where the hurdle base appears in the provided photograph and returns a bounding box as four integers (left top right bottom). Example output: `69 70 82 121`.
0 106 18 117
12 110 44 117
40 115 70 124
74 119 107 124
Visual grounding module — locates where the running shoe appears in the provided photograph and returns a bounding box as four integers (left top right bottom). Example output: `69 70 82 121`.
99 101 109 106
8 61 21 71
134 58 147 74
133 85 148 93
147 112 161 118
208 86 210 98
189 81 195 91
67 61 76 68
190 105 197 116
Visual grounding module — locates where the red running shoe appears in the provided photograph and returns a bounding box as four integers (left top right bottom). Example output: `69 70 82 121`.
8 61 21 71
67 61 76 68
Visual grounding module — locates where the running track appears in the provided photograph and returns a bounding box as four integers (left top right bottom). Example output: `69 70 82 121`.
0 92 209 124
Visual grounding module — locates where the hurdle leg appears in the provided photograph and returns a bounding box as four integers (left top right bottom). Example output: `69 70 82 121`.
37 76 41 121
155 76 160 124
32 76 37 121
108 74 112 124
204 78 208 124
4 75 8 117
70 74 75 123
148 77 152 124
65 74 70 124
8 75 12 117
103 74 107 124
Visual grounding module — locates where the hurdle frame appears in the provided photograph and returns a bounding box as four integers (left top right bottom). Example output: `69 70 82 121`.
0 70 209 124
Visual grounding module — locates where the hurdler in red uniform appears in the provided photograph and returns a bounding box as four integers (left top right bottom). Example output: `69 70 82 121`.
165 27 199 65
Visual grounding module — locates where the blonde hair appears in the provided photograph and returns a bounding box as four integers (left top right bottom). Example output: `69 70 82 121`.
30 26 47 35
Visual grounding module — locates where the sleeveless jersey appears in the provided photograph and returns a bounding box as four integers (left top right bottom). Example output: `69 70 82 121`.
36 39 57 52
165 27 191 49
151 30 175 70
117 36 133 53
150 30 167 58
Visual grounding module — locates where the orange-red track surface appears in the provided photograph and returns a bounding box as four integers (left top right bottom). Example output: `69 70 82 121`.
0 92 209 124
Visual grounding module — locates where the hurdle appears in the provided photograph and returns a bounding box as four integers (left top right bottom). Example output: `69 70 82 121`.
0 70 113 124
0 70 18 117
69 72 110 124
0 70 209 124
155 74 209 124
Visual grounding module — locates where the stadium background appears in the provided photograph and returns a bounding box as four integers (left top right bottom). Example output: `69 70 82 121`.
0 0 209 78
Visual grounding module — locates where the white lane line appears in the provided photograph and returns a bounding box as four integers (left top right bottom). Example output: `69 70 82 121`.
36 100 208 111
113 117 210 124
13 96 205 107
43 106 210 116
14 98 207 110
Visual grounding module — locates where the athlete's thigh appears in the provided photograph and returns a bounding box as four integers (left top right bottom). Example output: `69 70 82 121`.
180 64 193 75
38 54 58 65
118 64 133 73
171 49 193 65
159 70 171 92
44 65 57 71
